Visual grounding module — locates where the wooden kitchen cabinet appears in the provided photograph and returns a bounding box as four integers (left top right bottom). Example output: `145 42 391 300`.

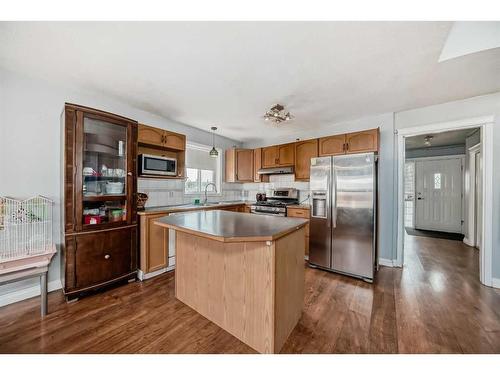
318 129 379 156
319 134 346 156
225 148 254 182
138 124 186 151
346 128 379 154
287 207 310 256
294 139 318 181
138 124 165 148
137 124 186 179
262 143 295 168
252 147 267 182
278 143 295 166
262 145 279 168
140 213 169 275
61 103 138 300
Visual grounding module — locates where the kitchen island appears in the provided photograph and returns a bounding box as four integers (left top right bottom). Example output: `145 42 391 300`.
154 210 307 353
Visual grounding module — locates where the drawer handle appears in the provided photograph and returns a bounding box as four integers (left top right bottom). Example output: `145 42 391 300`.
104 254 111 260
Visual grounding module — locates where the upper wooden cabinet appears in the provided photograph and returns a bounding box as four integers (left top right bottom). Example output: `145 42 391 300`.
346 128 379 154
278 143 295 166
253 147 269 182
294 139 318 181
319 129 379 156
137 125 164 148
319 134 346 156
262 145 279 168
225 148 254 183
138 124 186 151
262 143 295 168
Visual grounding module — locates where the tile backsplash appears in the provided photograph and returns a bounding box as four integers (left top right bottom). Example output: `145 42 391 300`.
241 174 311 204
138 174 310 208
138 178 243 208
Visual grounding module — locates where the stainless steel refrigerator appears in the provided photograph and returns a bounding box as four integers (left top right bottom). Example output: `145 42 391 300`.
309 153 377 282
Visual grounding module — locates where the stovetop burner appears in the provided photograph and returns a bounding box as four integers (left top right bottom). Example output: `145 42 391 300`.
255 200 297 207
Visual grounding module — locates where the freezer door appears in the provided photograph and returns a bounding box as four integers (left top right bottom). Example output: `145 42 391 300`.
309 156 332 269
331 153 375 279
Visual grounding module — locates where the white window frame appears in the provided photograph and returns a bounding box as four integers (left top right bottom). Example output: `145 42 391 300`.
184 142 222 197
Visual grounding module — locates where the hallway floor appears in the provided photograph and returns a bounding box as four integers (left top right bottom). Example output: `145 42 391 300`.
0 234 499 353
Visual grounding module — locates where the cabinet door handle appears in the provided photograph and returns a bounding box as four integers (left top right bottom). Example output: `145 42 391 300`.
342 143 346 152
127 172 132 176
346 143 349 151
104 254 110 260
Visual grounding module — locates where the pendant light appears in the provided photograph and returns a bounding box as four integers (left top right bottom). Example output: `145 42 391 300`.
209 126 219 158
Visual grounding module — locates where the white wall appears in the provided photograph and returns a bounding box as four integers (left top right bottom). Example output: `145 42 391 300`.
242 112 397 262
0 67 241 305
395 92 500 278
405 144 465 159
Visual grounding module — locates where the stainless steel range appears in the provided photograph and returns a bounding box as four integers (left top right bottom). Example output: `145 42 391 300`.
250 188 299 216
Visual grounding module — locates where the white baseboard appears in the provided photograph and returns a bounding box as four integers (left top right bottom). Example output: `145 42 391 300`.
492 278 500 289
0 279 62 308
463 237 475 247
137 265 175 281
378 258 395 267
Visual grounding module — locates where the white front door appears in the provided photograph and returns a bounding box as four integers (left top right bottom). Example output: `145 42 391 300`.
415 158 463 233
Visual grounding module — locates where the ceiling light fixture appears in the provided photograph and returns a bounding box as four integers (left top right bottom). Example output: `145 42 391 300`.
424 135 433 147
263 104 293 124
209 126 219 158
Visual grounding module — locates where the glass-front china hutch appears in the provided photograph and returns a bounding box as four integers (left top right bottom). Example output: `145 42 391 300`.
61 103 138 300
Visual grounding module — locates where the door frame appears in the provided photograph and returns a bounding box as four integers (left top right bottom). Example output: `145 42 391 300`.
464 143 482 248
407 155 465 233
396 116 494 287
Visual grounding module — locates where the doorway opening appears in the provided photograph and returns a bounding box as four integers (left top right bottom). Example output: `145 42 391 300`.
396 117 493 286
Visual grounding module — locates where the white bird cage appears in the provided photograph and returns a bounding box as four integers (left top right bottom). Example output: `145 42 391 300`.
0 195 54 260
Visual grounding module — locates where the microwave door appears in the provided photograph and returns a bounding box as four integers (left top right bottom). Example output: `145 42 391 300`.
141 154 176 176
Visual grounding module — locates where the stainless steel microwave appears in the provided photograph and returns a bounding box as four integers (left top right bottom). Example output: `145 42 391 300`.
138 154 177 177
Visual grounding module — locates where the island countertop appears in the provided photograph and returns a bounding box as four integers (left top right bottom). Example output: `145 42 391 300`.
154 210 308 243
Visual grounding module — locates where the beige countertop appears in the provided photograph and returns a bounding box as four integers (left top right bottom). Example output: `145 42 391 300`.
137 201 248 216
154 210 308 243
287 204 311 209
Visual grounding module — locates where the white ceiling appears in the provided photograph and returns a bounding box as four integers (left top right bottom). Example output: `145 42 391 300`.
1 22 500 143
405 128 479 150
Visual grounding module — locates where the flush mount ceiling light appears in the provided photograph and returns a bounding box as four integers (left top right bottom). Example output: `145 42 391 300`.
263 104 293 124
424 135 434 147
209 126 219 158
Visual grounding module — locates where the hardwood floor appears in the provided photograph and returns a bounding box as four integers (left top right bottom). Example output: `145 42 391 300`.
1 234 499 353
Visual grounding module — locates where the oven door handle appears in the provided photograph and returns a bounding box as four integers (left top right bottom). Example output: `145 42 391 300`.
251 211 286 217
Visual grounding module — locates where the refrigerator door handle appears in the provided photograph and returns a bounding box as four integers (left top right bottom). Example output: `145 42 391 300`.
331 159 337 229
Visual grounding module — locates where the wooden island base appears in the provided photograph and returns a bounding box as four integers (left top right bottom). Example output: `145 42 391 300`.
175 228 305 354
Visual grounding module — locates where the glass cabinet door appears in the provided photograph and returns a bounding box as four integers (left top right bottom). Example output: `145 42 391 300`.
80 114 130 228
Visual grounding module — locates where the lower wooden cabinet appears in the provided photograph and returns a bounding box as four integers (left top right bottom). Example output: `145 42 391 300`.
140 213 169 276
63 226 137 298
287 207 310 256
138 204 248 280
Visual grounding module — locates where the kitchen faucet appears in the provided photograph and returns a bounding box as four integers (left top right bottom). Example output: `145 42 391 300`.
204 183 217 205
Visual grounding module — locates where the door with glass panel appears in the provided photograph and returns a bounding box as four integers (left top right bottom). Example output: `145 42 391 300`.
76 110 136 230
415 158 463 233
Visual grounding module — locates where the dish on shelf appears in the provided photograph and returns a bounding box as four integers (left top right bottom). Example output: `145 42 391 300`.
105 182 124 194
